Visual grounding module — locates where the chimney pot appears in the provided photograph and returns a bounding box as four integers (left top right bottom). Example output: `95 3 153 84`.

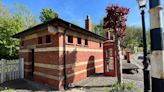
86 15 90 20
85 15 92 31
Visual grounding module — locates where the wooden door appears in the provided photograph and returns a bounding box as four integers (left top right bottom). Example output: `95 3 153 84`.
31 49 35 77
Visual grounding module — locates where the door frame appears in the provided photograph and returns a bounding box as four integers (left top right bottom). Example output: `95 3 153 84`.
31 49 35 77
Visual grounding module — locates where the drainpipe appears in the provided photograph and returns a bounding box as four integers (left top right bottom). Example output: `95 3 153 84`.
63 24 71 90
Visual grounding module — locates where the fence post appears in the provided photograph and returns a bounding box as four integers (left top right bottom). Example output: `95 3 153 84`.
0 59 2 83
20 58 24 79
1 59 5 83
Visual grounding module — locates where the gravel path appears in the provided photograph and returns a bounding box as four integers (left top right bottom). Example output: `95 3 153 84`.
68 71 144 92
68 54 144 92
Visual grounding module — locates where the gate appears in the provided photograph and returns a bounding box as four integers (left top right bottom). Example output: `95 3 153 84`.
0 58 24 83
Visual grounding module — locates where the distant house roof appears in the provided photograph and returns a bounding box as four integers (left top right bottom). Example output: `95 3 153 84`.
13 18 107 41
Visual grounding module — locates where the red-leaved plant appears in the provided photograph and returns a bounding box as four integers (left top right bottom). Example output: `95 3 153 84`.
103 5 129 38
103 5 129 84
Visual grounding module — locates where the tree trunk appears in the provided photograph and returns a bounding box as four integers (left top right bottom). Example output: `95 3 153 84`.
114 32 123 84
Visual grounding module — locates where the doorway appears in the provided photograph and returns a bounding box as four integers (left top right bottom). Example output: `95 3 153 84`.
31 49 35 77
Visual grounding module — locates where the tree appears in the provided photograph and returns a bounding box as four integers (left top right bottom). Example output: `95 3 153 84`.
120 27 151 53
0 2 37 59
103 5 129 84
14 3 38 29
120 27 143 51
93 20 108 37
40 8 58 22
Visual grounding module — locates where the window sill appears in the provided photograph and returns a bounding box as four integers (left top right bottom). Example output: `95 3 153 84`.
84 45 89 47
66 43 74 45
37 43 52 46
76 44 82 46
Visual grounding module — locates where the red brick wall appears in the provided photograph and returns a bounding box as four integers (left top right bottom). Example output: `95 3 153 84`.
58 31 104 87
20 26 104 90
20 32 61 89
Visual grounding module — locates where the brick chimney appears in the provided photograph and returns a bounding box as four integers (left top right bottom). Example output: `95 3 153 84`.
85 15 92 31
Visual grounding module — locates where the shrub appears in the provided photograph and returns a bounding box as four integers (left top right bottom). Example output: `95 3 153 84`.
110 82 138 92
0 86 14 92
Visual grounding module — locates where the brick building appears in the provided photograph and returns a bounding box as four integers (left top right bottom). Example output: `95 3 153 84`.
13 16 107 90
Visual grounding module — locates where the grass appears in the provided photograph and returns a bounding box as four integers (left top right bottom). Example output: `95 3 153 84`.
0 86 14 92
110 82 140 92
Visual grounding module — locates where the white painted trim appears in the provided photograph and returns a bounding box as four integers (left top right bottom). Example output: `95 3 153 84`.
20 49 30 53
151 51 164 79
149 6 163 29
35 63 60 70
33 64 103 81
25 69 31 72
24 62 32 65
34 71 63 81
66 59 103 68
35 47 60 52
33 59 103 70
20 47 103 53
67 64 103 78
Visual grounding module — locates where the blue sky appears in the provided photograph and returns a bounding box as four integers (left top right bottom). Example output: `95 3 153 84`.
1 0 164 30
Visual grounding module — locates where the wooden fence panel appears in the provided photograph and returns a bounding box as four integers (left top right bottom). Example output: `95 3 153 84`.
0 58 24 83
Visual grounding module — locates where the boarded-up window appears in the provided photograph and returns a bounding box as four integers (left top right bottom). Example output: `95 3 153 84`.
38 37 42 44
85 39 88 45
67 35 73 43
46 35 51 43
99 43 102 47
77 37 81 44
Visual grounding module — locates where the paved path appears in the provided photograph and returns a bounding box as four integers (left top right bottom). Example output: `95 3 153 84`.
130 53 144 68
0 79 58 92
68 53 144 92
69 71 144 92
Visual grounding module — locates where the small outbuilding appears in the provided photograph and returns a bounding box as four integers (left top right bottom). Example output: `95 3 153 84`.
13 16 107 90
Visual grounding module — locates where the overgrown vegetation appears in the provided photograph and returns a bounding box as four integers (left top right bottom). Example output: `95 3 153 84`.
0 2 38 59
93 25 150 52
0 86 13 92
93 20 108 37
120 27 150 52
110 82 138 92
0 2 60 59
40 8 58 22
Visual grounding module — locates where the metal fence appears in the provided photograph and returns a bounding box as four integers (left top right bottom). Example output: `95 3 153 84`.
0 58 24 83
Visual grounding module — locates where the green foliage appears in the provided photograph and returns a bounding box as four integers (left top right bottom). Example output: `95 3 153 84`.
93 20 108 37
110 82 138 92
0 2 37 59
14 3 38 29
40 8 58 22
0 86 13 91
120 26 151 52
120 27 149 52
